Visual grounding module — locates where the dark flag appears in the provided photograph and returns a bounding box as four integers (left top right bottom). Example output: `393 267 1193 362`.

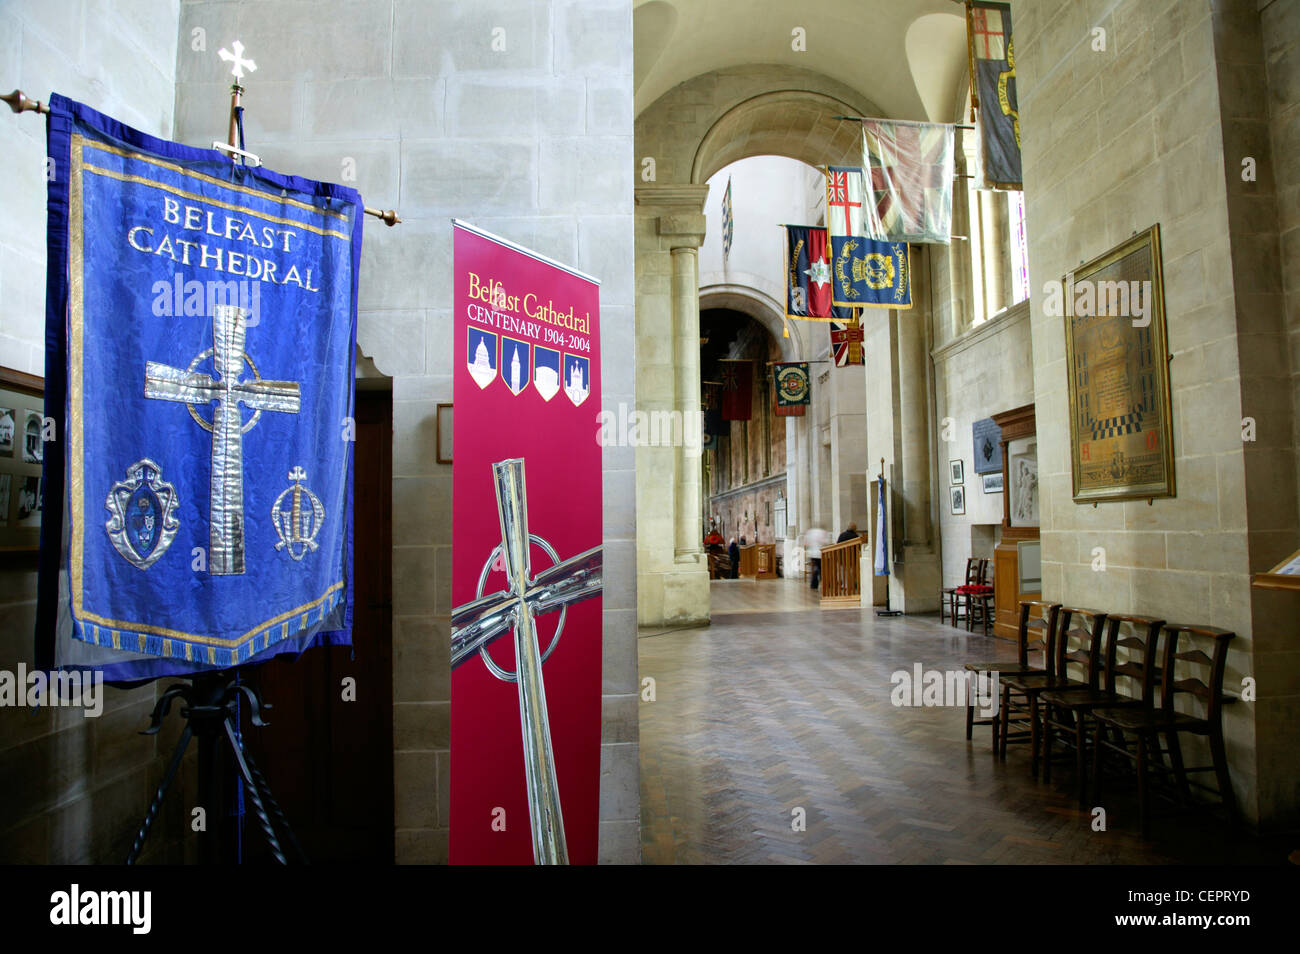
720 359 752 421
967 0 1022 189
721 176 734 263
785 225 854 320
830 234 912 310
772 363 810 417
38 95 361 681
830 312 865 366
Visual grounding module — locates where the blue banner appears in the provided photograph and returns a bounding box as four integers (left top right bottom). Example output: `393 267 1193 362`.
37 95 362 682
829 235 912 310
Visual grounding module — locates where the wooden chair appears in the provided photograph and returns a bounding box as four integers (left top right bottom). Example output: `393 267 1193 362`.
962 559 996 635
965 600 1060 753
1091 624 1237 837
1040 614 1165 804
997 607 1106 777
942 558 978 626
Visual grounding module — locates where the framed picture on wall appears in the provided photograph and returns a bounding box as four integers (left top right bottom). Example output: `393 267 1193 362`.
950 485 965 515
949 459 964 485
0 367 44 551
982 472 1004 494
436 403 453 465
1064 224 1175 503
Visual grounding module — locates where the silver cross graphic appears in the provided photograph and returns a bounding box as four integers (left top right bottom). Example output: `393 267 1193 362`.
145 306 300 575
218 40 257 81
450 458 602 865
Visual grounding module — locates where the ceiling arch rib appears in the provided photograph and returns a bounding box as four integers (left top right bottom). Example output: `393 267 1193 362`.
692 89 866 185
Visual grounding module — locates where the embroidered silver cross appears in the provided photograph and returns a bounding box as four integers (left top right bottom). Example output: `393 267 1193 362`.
450 458 602 865
144 305 300 575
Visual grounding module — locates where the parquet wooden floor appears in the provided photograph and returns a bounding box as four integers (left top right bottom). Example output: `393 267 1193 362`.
638 579 1279 865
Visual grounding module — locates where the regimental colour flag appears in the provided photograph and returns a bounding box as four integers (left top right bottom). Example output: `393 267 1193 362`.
719 359 753 421
967 0 1022 189
830 312 865 367
785 225 854 321
829 235 912 310
772 363 810 418
38 95 361 682
862 120 954 245
721 176 734 263
826 167 912 310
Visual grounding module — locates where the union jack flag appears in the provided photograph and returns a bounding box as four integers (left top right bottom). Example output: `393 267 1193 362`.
862 120 954 245
829 312 864 367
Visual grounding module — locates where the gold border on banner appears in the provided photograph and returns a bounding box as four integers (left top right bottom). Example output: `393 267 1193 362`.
67 133 346 649
82 137 349 223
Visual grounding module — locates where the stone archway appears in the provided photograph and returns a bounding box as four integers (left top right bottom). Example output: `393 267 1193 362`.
699 284 801 362
633 66 914 627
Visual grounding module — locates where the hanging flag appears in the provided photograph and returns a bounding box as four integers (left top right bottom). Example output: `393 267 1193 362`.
862 120 955 244
967 0 1022 189
875 475 889 576
830 312 865 366
772 363 810 417
830 235 911 310
721 176 734 263
825 165 867 241
37 95 361 681
826 167 911 309
785 225 855 321
719 359 752 421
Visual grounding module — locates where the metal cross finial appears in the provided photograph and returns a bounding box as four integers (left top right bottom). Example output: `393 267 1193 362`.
450 458 603 865
218 40 257 81
145 306 300 575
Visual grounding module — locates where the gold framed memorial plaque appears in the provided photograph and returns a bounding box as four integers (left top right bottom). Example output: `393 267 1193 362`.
1065 226 1175 503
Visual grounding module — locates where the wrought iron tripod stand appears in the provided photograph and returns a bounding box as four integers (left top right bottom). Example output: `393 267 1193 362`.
126 671 306 865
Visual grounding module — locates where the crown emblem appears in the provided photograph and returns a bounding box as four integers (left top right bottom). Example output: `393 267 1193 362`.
271 466 325 561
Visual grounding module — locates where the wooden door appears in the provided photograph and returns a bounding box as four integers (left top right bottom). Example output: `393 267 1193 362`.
240 388 394 862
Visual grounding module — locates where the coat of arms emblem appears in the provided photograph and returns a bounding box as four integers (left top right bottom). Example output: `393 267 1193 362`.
105 459 180 570
272 466 325 560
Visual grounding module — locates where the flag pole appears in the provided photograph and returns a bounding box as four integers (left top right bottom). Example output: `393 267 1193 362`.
875 457 902 618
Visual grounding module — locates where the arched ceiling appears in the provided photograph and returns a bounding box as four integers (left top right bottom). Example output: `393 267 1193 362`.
635 0 968 121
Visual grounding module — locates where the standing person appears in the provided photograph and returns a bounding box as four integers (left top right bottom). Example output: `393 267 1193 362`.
804 527 830 589
728 537 740 579
837 522 859 543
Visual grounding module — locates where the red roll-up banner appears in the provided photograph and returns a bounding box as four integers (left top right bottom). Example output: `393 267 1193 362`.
450 221 603 865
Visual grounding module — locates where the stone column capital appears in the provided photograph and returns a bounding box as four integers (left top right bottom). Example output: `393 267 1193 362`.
636 184 709 250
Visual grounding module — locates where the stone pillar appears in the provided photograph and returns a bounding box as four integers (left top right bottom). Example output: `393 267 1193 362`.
672 245 702 558
894 245 940 612
634 185 711 626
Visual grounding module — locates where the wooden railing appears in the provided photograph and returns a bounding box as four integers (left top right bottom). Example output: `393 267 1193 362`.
820 537 862 607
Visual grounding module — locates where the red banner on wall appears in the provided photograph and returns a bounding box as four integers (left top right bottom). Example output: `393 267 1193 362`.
720 359 752 421
450 221 603 865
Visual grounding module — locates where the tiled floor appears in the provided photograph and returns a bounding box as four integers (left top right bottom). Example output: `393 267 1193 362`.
638 579 1279 864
